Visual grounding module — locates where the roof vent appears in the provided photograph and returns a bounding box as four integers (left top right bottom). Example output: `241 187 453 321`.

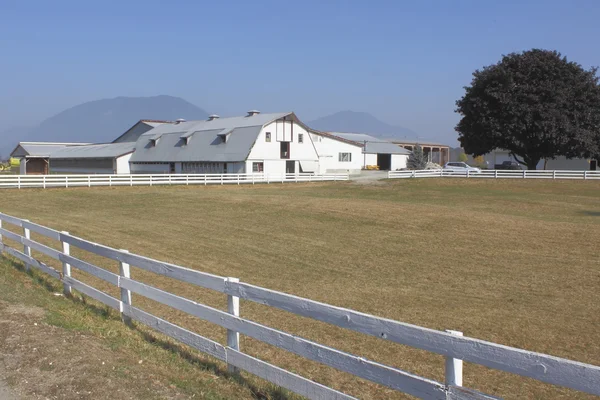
246 110 260 117
175 118 186 124
208 114 220 121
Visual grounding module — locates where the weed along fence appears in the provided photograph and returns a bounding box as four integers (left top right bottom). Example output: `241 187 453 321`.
388 169 600 180
1 213 599 399
0 173 349 189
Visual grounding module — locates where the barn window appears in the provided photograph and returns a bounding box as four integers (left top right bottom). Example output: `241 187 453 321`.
339 153 352 162
298 133 304 143
265 132 271 142
252 162 264 173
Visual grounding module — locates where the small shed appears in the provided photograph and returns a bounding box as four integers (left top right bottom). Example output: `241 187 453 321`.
326 133 411 171
10 142 89 175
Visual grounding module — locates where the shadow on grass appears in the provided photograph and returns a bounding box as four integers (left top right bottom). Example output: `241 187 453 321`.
5 256 294 400
580 210 600 217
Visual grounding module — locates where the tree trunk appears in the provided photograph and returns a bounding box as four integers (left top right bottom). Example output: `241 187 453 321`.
527 159 539 170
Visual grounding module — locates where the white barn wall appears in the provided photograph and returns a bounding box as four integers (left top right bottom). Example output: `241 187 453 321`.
364 154 377 168
115 153 132 174
247 119 319 175
311 134 362 174
391 155 408 171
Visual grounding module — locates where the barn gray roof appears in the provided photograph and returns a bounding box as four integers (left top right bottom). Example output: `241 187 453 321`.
130 112 292 163
10 142 90 158
384 138 449 147
50 142 136 159
327 133 411 155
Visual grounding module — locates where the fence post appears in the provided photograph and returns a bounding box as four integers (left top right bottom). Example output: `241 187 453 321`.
411 170 416 178
130 175 133 187
226 277 240 374
494 170 498 179
66 176 69 188
22 220 31 271
18 175 21 190
523 170 526 179
43 175 46 189
186 175 189 186
60 231 72 295
466 170 470 178
119 249 132 326
445 330 463 387
109 175 112 187
88 176 91 188
553 170 556 180
584 171 587 180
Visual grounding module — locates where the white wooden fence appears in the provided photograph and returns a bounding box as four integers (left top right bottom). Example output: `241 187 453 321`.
388 169 600 180
0 173 349 189
0 212 599 399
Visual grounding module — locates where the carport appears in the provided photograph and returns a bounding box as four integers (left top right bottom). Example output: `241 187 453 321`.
10 142 88 175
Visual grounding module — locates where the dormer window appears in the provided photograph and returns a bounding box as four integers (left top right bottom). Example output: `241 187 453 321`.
149 133 163 147
216 128 233 144
180 131 195 145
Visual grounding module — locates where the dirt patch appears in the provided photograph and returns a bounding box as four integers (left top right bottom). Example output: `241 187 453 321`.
0 301 187 400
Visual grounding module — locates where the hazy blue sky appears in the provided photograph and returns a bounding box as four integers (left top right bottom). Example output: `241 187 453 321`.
1 0 599 143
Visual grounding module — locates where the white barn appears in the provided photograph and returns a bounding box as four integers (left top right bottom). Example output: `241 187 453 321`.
129 111 320 175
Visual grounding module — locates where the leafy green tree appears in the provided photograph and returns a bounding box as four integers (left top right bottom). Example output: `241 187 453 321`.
458 153 468 163
407 145 428 169
456 49 600 169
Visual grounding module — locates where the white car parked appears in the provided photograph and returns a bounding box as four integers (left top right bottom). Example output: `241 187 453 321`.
443 162 481 174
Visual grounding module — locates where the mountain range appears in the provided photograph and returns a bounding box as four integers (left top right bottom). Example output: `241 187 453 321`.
0 96 419 157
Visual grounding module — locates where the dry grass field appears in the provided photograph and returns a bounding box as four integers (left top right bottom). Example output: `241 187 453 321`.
0 178 599 399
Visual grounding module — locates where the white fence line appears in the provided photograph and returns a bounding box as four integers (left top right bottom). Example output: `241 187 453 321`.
388 169 600 180
0 173 349 189
0 212 599 399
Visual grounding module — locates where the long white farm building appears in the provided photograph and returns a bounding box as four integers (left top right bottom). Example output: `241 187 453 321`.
10 111 414 175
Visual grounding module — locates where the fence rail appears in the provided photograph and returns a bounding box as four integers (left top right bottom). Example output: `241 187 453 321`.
0 212 599 399
388 169 600 180
0 172 349 189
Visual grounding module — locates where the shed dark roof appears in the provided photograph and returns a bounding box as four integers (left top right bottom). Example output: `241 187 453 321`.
10 142 90 158
50 142 136 159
